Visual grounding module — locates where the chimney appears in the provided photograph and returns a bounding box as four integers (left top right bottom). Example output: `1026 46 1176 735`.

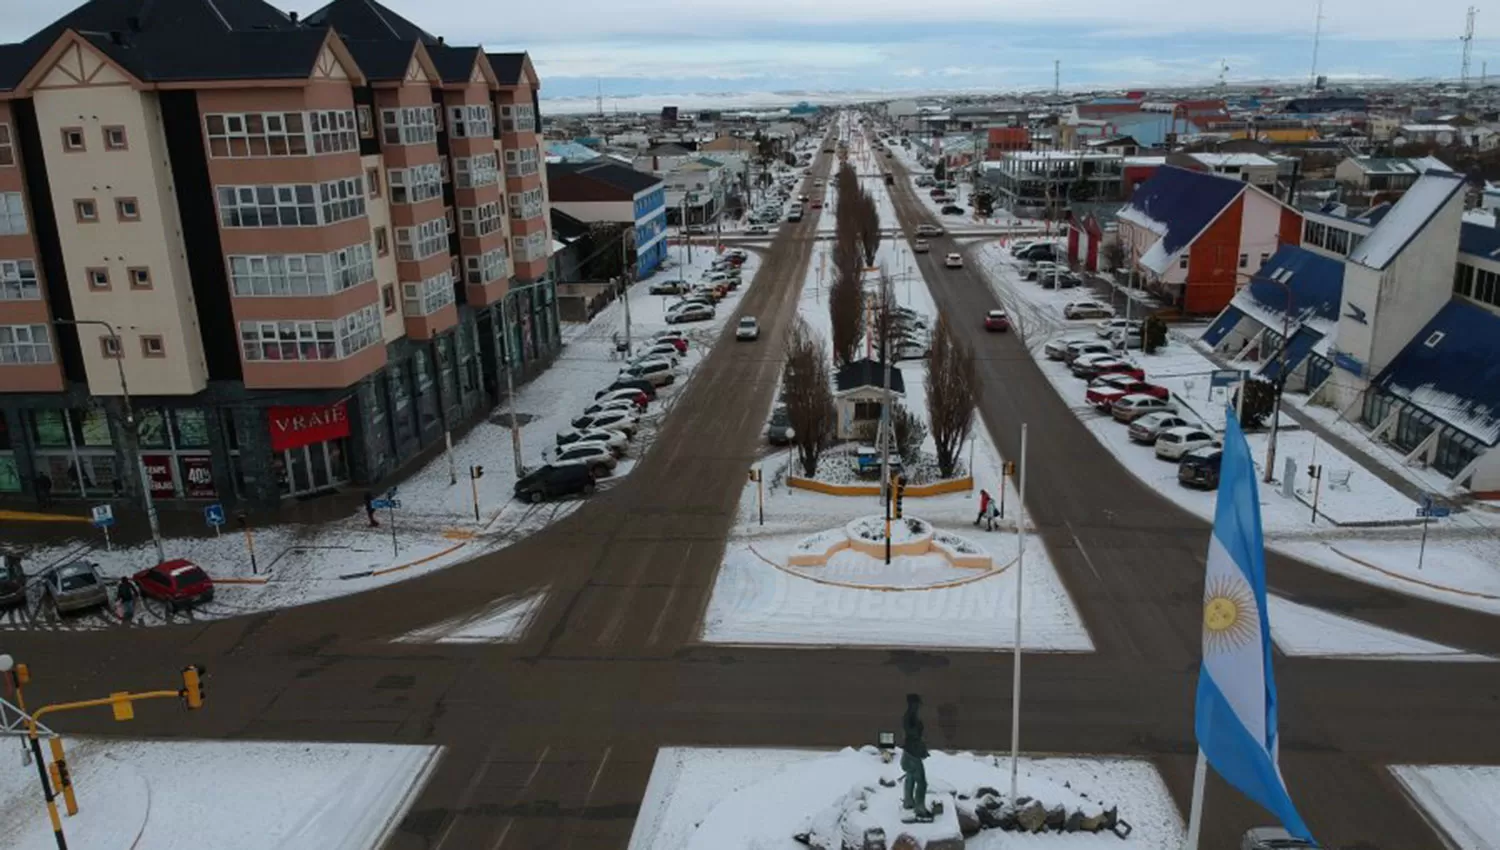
438 36 446 45
289 10 298 22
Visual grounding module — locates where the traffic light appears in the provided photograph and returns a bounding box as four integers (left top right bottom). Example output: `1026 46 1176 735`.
180 665 205 710
471 465 484 480
893 475 906 519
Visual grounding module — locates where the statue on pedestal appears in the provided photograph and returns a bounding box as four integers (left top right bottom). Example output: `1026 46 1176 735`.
901 693 933 821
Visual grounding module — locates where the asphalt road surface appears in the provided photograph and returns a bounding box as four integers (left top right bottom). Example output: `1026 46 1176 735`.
2 124 1496 850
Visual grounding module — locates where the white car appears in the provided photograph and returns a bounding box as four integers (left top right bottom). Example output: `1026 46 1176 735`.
633 343 682 363
570 409 639 436
1113 394 1178 423
667 303 715 324
944 253 964 269
582 397 641 418
1027 261 1059 280
912 239 930 253
551 443 619 475
1062 340 1113 364
1154 426 1218 460
1128 412 1192 444
556 427 628 455
1044 336 1096 361
1096 318 1143 339
747 224 769 235
1064 300 1115 320
593 387 649 408
736 316 760 341
619 357 677 386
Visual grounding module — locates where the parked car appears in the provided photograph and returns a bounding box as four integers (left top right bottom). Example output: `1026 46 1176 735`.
1096 318 1143 339
570 409 639 436
1017 243 1057 261
736 316 760 341
1063 341 1114 365
1240 827 1315 850
1085 375 1167 409
684 224 706 236
912 239 930 253
1111 326 1144 348
582 397 641 418
1128 412 1192 443
1069 353 1128 379
1044 272 1083 289
514 464 597 503
1008 240 1039 256
1154 426 1219 460
0 554 26 609
747 223 770 234
649 279 688 295
556 427 628 455
134 559 215 611
944 253 964 269
1112 394 1179 423
767 407 795 445
618 358 676 387
636 342 684 363
983 309 1009 331
552 443 619 476
599 377 657 401
940 204 965 215
1063 300 1115 320
591 388 649 411
652 329 689 348
666 303 715 324
1178 447 1224 490
915 224 944 237
1044 336 1095 361
1080 359 1147 381
43 561 108 614
787 210 803 222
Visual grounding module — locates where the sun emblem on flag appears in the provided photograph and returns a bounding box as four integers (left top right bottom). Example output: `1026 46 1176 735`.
1202 573 1259 654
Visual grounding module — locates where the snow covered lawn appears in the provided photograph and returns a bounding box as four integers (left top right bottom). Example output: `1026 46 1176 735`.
1390 764 1500 850
0 739 439 850
1276 536 1500 617
3 250 761 631
1267 594 1491 661
628 746 1182 850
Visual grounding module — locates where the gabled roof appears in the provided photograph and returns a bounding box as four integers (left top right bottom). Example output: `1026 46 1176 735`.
836 359 906 395
341 38 418 82
0 43 42 91
1373 300 1500 447
1239 245 1345 326
1348 170 1465 271
1346 155 1448 175
1118 165 1246 274
31 0 295 41
548 160 662 197
427 43 485 84
303 0 437 43
485 51 537 87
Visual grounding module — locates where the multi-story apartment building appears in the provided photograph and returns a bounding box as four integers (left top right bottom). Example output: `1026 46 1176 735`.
0 0 559 508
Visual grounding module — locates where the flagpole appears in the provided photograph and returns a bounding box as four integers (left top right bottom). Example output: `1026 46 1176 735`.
1009 422 1028 804
1185 748 1208 850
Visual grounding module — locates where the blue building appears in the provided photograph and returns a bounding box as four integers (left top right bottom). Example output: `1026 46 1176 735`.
546 160 668 279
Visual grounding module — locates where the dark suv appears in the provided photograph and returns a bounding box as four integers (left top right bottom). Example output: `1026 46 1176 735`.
514 464 597 503
1178 447 1223 489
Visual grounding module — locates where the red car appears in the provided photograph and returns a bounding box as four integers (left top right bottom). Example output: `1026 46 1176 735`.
984 310 1009 332
1083 359 1146 381
1085 375 1169 409
134 559 215 611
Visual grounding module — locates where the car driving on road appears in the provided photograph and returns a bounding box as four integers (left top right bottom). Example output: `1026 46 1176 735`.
915 223 944 237
944 253 963 268
983 310 1009 331
912 239 930 253
736 316 760 341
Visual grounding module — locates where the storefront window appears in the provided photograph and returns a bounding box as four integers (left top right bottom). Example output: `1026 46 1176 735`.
389 362 416 449
31 410 69 447
0 415 17 493
174 409 211 448
414 349 440 433
458 323 479 395
137 408 170 448
361 381 390 460
78 408 112 447
437 335 459 411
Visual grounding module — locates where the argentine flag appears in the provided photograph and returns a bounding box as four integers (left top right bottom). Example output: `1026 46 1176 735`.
1195 409 1314 842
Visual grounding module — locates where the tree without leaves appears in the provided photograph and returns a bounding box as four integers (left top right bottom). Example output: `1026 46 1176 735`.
890 401 927 469
925 316 977 478
781 318 837 477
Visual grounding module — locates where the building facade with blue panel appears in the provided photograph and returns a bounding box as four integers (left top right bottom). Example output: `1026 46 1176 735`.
634 185 668 277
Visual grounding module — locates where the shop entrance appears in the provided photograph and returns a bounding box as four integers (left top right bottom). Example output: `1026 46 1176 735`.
268 402 351 499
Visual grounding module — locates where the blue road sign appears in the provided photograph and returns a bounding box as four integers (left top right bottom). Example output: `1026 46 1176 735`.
371 498 401 510
90 504 115 528
1417 506 1452 519
204 504 226 527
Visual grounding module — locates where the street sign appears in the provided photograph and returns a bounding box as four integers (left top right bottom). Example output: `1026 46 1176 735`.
371 498 401 511
90 504 114 528
203 504 226 527
1417 506 1452 518
1209 369 1246 389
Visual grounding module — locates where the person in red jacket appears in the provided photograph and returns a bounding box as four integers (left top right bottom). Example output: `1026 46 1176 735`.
974 489 991 526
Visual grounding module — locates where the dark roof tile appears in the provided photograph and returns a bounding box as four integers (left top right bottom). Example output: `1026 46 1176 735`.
427 43 479 83
341 38 414 81
302 0 437 43
1374 300 1500 446
836 358 906 394
486 51 525 85
549 160 662 196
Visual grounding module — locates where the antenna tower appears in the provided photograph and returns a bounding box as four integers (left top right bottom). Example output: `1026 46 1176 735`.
1219 59 1229 91
1309 0 1325 86
1461 6 1478 89
1053 60 1060 96
596 80 603 117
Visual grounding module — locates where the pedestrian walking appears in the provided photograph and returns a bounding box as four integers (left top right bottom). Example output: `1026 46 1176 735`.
116 576 137 623
974 489 991 526
364 490 380 528
34 473 52 509
985 498 1000 531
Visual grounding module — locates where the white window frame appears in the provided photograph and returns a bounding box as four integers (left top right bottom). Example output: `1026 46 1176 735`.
0 323 53 364
402 270 456 316
449 104 493 139
0 259 39 300
388 163 443 204
455 152 499 188
0 192 27 235
465 246 508 284
238 304 380 362
0 124 14 167
381 106 437 146
227 242 374 297
459 201 502 238
395 217 450 262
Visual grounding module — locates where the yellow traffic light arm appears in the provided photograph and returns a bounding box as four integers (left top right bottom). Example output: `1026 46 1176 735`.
28 689 182 727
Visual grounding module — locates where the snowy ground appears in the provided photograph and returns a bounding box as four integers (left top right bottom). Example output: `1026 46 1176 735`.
1390 764 1500 850
1267 594 1491 661
3 250 762 631
0 738 439 850
628 747 1182 850
1275 534 1500 617
701 178 1091 652
392 590 547 644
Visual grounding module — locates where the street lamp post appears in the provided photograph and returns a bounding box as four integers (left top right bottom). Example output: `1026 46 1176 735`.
53 318 165 563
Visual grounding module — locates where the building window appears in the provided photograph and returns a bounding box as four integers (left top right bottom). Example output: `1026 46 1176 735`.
228 243 374 296
454 153 498 188
402 270 456 315
444 207 456 234
499 103 536 133
1238 253 1248 268
319 176 366 224
140 335 165 357
74 199 98 223
449 104 493 139
203 110 356 158
382 283 397 313
1178 254 1188 270
103 126 127 150
218 178 365 228
1259 252 1269 265
116 197 140 221
510 230 549 262
465 246 508 284
0 124 13 166
366 167 381 198
357 105 373 138
395 217 449 262
0 193 24 234
459 201 502 238
388 163 442 204
61 127 85 152
128 266 152 289
0 260 39 300
380 106 437 146
375 226 389 257
239 304 380 362
0 324 52 363
86 267 110 290
100 335 122 358
503 146 539 177
508 187 544 220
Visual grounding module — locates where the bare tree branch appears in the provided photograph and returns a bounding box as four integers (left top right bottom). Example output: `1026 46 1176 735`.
925 316 977 478
782 318 837 477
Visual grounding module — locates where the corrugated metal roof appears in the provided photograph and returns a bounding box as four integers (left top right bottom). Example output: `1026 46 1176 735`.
1121 165 1245 273
1348 170 1465 271
1374 300 1500 446
1240 245 1346 325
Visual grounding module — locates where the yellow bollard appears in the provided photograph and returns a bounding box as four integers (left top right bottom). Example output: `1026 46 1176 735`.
48 737 78 816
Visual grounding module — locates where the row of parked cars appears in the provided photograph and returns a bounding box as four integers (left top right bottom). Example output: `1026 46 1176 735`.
648 250 749 325
1 554 217 617
1046 323 1223 489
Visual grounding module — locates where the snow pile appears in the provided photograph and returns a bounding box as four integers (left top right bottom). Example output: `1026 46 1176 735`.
848 515 932 545
1267 594 1492 661
1390 764 1500 850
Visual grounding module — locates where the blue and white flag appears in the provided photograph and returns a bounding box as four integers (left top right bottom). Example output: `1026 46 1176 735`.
1195 409 1314 842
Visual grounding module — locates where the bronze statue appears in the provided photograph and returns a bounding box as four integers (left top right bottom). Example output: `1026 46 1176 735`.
901 693 932 819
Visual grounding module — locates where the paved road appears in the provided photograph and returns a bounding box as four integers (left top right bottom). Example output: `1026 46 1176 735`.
3 122 1496 850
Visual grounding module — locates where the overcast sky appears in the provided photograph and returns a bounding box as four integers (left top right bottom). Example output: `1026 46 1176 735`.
7 0 1496 106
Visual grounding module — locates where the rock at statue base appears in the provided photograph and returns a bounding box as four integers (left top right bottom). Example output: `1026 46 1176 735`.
1079 811 1108 833
1045 805 1067 830
860 827 887 850
890 835 921 850
1064 811 1084 833
955 803 980 837
878 777 897 788
975 786 1000 799
1016 800 1049 833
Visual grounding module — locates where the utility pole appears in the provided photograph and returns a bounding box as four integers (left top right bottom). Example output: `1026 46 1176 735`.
1008 423 1029 804
53 318 164 564
1461 7 1478 89
500 298 524 476
620 229 634 355
1309 0 1325 87
1053 59 1060 96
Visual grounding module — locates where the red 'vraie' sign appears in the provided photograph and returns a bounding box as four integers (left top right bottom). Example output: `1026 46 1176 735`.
268 402 350 451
